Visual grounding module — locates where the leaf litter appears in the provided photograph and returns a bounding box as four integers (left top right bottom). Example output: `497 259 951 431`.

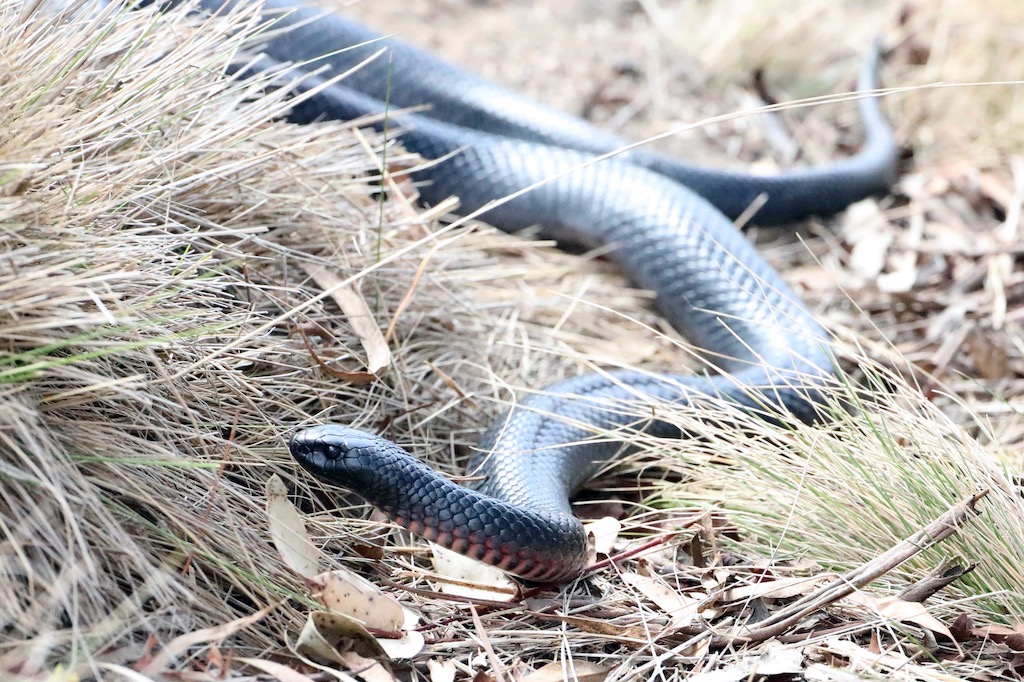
2 0 1024 680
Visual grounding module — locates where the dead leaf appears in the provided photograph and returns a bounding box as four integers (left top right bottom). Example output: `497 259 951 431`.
954 610 1024 647
429 544 518 601
844 592 960 653
427 659 458 682
520 660 609 682
377 608 425 660
844 199 892 279
687 642 803 682
877 596 954 640
970 623 1024 651
536 613 653 642
621 572 701 628
876 251 918 293
238 657 320 682
309 568 405 631
949 612 974 642
91 662 170 682
297 611 362 664
968 328 1009 380
817 637 938 677
303 264 392 375
340 652 398 682
298 326 378 384
300 609 424 665
265 474 319 579
585 516 620 557
722 575 830 602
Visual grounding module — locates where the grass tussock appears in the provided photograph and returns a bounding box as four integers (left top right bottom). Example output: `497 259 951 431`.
0 0 533 671
654 360 1024 617
1 0 1023 680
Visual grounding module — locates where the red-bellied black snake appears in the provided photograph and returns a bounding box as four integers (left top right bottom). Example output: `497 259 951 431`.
203 0 898 582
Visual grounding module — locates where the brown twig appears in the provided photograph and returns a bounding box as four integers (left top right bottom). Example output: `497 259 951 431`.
726 490 988 644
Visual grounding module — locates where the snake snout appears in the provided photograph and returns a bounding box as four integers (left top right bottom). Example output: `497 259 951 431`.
289 425 382 483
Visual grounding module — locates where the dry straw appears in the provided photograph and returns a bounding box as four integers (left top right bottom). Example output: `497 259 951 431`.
1 0 1023 680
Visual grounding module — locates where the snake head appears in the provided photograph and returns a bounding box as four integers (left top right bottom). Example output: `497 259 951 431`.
288 424 449 526
289 425 383 487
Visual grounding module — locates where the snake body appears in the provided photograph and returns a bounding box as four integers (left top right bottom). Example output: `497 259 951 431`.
227 0 900 581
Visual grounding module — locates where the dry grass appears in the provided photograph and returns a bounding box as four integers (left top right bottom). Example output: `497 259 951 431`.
1 0 1023 680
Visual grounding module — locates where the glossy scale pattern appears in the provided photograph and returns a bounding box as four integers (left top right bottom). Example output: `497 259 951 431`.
211 0 904 580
